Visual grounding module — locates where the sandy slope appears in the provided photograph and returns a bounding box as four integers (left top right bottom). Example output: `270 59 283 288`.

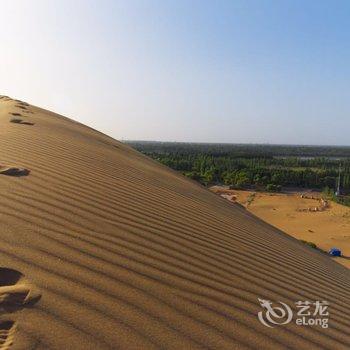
211 187 350 269
0 97 349 349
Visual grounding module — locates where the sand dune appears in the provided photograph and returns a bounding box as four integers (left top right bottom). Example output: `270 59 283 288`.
210 187 350 269
0 97 349 349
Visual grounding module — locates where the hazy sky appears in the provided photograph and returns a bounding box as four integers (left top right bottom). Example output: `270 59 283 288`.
0 0 349 144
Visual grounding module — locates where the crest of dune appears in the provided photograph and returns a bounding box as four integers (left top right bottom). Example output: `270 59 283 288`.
0 96 349 349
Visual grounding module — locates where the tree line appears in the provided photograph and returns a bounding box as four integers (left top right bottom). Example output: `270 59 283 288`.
126 142 350 193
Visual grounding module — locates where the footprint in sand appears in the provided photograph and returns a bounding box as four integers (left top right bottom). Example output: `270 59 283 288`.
14 101 29 107
0 321 16 350
0 268 41 312
15 106 28 111
9 118 34 126
0 166 29 177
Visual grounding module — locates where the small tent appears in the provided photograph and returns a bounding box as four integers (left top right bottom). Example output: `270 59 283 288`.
329 248 342 257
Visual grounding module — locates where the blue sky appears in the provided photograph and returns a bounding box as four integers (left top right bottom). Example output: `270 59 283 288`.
0 0 349 144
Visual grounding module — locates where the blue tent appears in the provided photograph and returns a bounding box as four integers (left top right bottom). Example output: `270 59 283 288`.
329 248 342 257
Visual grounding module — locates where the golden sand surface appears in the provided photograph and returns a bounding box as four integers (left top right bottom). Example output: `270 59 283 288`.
0 97 349 349
211 186 350 269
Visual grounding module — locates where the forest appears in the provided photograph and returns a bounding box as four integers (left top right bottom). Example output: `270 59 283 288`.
127 142 350 197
